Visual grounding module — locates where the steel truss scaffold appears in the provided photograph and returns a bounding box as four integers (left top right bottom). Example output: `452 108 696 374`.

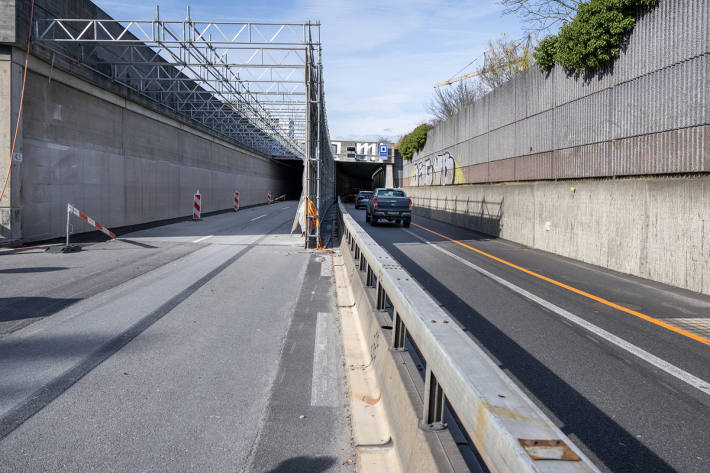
35 6 332 247
35 7 323 160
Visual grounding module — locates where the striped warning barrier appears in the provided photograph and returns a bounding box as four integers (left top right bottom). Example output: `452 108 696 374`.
67 203 116 239
234 191 239 211
272 194 287 203
267 191 272 204
193 190 201 220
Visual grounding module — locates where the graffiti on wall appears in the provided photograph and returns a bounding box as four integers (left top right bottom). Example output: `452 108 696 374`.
410 151 459 186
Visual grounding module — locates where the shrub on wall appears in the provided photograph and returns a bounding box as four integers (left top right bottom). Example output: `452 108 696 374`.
534 0 658 74
398 124 433 160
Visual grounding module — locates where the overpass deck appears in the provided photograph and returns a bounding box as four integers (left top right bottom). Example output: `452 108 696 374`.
346 204 710 473
0 203 355 472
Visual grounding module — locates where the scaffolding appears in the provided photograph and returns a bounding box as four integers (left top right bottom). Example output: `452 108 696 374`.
35 6 333 247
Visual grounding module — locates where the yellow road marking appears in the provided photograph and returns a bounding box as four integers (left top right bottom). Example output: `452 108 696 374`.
411 222 710 347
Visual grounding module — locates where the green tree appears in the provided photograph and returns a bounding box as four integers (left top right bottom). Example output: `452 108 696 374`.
528 0 658 74
397 124 433 160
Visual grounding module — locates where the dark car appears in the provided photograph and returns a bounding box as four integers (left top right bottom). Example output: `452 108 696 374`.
354 191 373 209
366 188 412 227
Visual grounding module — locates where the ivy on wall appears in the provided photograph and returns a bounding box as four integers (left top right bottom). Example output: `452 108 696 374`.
534 0 658 74
398 124 433 160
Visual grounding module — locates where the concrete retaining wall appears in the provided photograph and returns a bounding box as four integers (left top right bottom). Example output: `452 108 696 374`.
1 50 297 242
406 176 710 295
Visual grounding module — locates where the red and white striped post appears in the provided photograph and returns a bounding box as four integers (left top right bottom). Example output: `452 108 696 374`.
193 190 201 220
234 191 239 211
267 191 272 204
65 203 116 247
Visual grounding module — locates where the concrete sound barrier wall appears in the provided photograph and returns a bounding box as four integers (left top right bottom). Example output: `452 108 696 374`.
406 176 710 296
403 0 709 186
1 49 296 242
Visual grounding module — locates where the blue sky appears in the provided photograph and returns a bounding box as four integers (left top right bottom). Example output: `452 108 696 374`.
95 1 526 141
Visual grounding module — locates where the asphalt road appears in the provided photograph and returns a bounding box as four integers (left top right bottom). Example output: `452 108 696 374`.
346 203 710 473
0 202 355 473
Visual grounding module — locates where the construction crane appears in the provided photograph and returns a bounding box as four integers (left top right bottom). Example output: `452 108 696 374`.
433 70 483 88
435 35 532 88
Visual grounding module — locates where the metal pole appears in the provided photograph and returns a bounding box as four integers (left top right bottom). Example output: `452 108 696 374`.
315 42 321 217
65 203 71 247
304 34 311 248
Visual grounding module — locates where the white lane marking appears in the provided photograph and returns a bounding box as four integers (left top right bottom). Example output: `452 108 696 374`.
250 214 267 221
281 206 290 210
311 312 340 407
403 228 710 397
320 257 333 277
192 235 213 243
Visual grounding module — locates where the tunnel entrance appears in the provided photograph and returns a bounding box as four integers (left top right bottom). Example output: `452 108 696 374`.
336 161 384 201
279 159 304 200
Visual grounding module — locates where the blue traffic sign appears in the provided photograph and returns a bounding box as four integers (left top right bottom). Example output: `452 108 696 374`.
379 144 388 157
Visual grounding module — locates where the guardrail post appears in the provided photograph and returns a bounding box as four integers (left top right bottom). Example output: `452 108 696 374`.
420 367 447 431
390 311 407 352
376 282 387 310
366 265 375 287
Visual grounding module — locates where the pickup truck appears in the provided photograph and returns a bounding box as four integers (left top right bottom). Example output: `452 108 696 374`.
365 188 412 227
355 190 373 209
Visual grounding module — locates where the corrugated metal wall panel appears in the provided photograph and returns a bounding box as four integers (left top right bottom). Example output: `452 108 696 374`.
461 162 489 183
524 68 556 117
489 79 516 130
515 152 553 181
465 134 489 166
405 126 706 185
489 158 515 182
553 142 610 179
514 111 554 156
554 90 611 149
488 124 516 160
612 55 707 140
514 74 527 121
611 126 704 175
470 93 489 138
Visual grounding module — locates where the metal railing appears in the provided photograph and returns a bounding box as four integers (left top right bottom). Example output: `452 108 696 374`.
338 198 601 473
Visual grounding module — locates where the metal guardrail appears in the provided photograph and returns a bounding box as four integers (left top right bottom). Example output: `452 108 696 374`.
338 199 601 473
